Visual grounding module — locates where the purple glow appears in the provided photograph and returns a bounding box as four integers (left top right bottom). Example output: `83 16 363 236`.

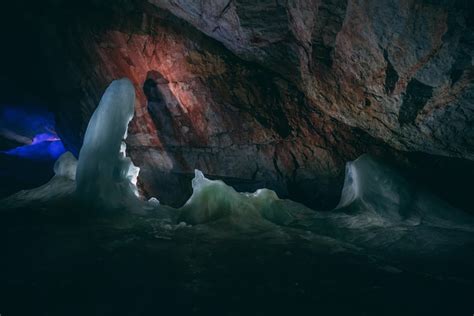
4 139 66 160
0 105 66 161
32 132 61 144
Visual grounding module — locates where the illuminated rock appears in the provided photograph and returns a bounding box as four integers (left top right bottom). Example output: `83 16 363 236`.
32 1 474 211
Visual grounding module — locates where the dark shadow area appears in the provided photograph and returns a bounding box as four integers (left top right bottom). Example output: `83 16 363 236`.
143 72 177 143
0 206 472 316
399 79 433 125
402 152 474 213
0 153 55 198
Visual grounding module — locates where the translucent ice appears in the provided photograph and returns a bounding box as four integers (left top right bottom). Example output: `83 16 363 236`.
53 151 77 180
178 170 293 225
333 154 474 230
334 154 418 226
75 78 142 210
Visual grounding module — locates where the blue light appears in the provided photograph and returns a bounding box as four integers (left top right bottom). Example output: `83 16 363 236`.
32 132 60 144
3 139 66 160
0 105 56 138
0 105 66 161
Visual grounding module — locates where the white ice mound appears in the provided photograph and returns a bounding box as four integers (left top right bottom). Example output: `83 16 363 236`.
75 78 142 210
334 154 474 229
53 151 77 180
335 154 416 224
1 151 77 209
178 170 293 225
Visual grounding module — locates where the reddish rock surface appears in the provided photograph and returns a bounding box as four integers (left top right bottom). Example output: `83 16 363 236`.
152 0 474 159
7 0 473 210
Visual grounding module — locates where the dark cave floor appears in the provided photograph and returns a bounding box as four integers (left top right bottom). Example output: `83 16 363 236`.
1 205 473 316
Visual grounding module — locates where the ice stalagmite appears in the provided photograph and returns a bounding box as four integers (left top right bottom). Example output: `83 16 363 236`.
333 154 474 229
334 154 418 225
75 78 142 211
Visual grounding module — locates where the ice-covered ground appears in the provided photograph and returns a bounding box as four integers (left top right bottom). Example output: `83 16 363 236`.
2 78 473 236
2 78 473 257
1 78 473 315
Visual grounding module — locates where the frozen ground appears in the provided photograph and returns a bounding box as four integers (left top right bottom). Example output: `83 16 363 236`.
1 79 473 315
0 191 473 316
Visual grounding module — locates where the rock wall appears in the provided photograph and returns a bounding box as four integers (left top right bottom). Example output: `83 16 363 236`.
152 0 474 160
148 0 474 211
8 0 473 210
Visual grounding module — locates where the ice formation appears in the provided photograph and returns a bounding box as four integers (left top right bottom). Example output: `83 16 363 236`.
53 151 77 180
332 154 474 230
1 79 472 252
75 78 143 211
179 170 293 225
334 154 419 226
1 151 77 208
174 158 473 257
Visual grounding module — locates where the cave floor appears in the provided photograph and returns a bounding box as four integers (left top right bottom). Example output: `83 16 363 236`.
0 206 473 316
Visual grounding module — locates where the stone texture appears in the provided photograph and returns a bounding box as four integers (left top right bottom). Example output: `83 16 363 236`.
11 0 473 210
152 0 474 159
30 2 378 208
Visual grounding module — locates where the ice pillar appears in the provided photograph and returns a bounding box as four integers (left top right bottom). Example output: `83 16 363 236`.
75 78 141 210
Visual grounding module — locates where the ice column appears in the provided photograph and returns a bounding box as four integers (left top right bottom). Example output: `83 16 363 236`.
75 78 141 210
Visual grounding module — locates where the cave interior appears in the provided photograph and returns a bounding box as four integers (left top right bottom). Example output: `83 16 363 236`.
0 0 473 315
